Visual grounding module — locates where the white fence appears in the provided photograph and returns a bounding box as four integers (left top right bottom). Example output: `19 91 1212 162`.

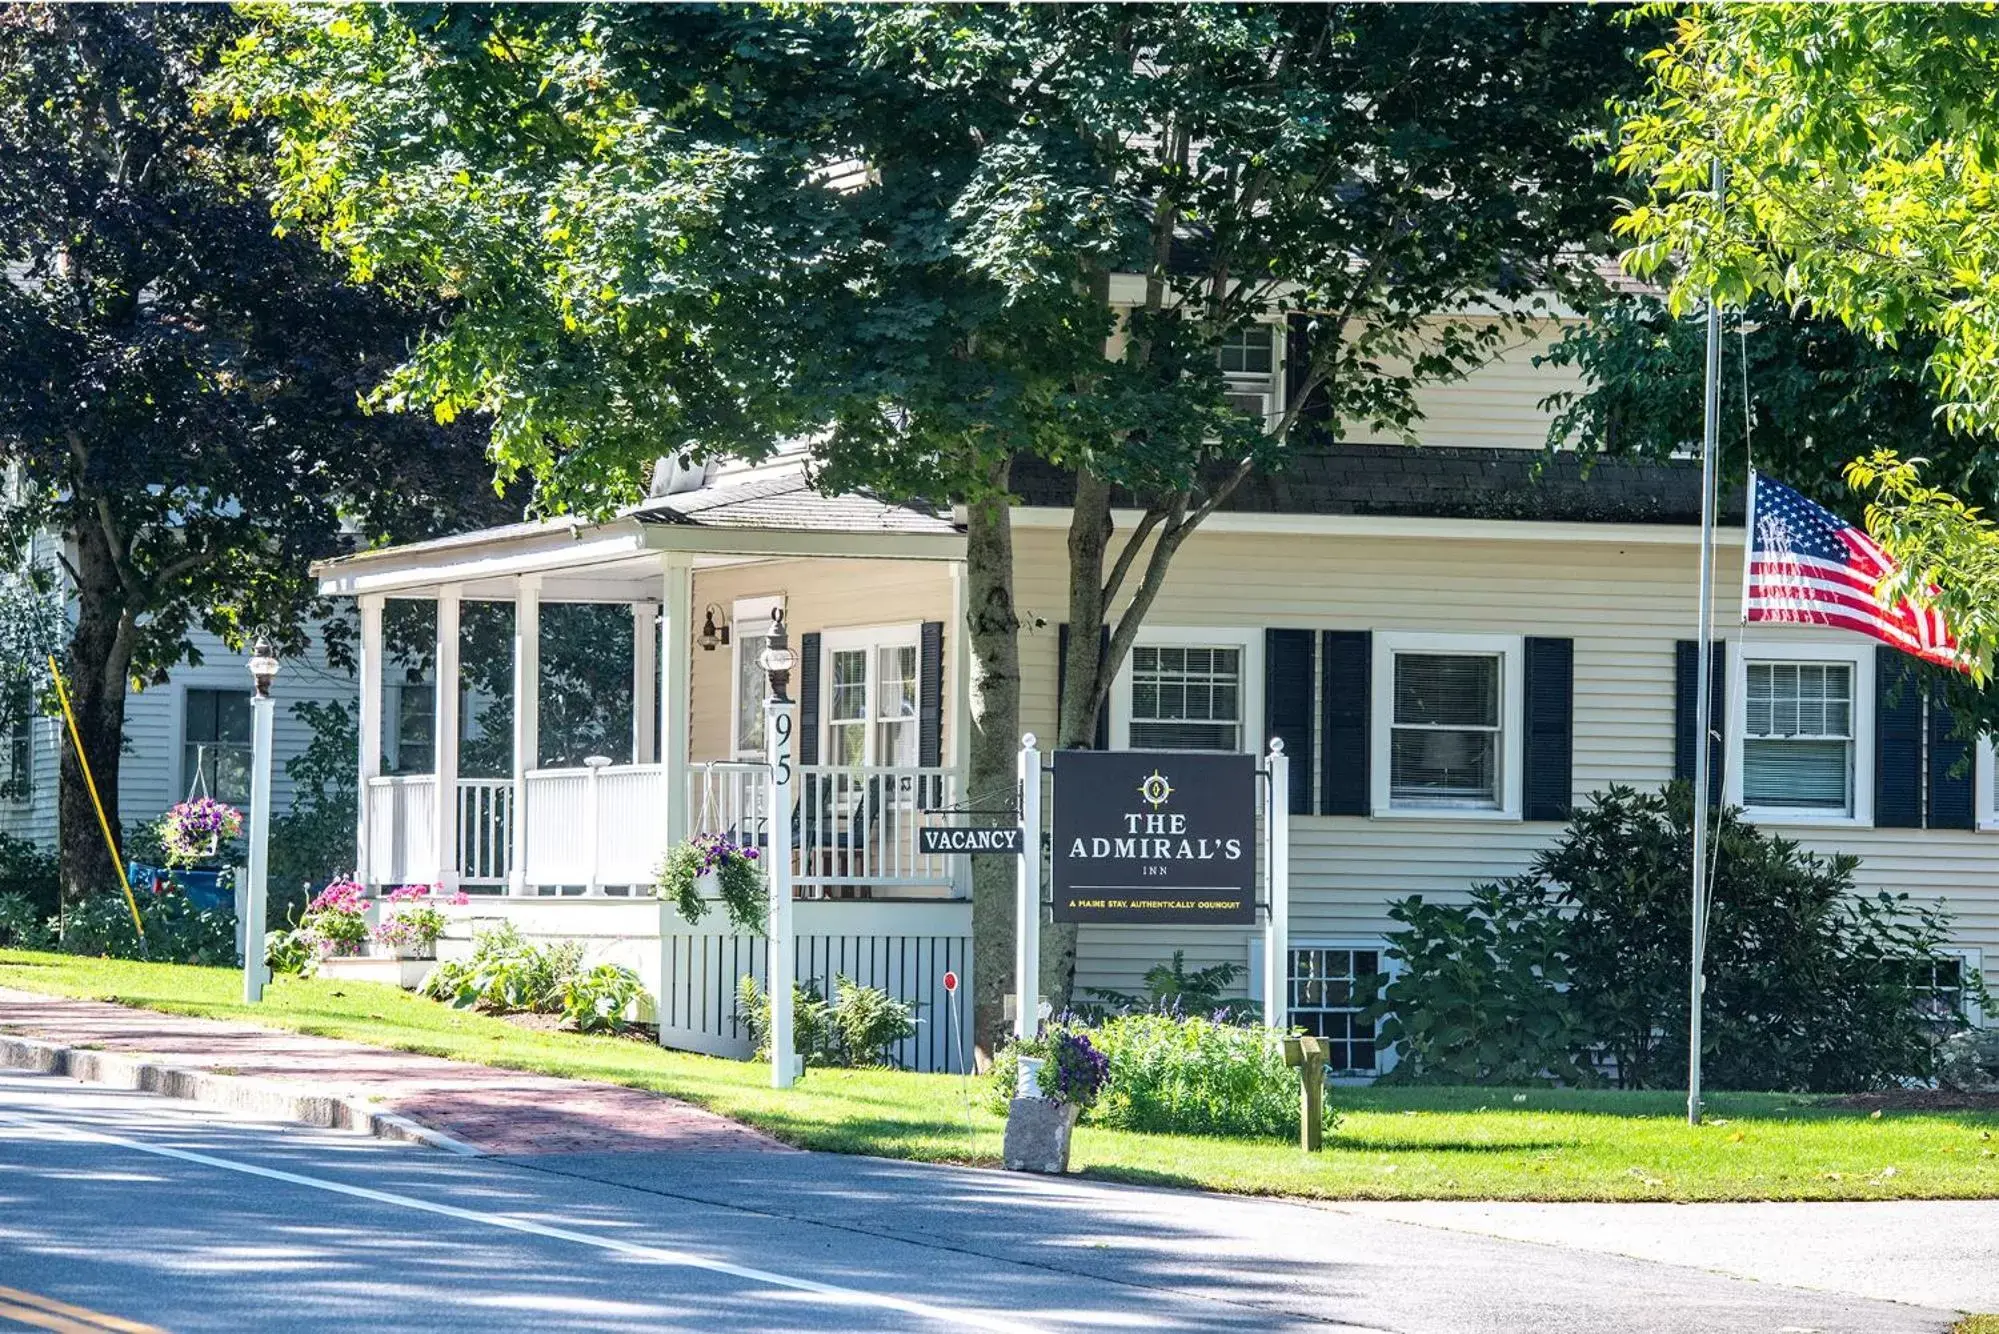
364 776 436 887
457 779 513 888
520 764 672 890
659 900 975 1073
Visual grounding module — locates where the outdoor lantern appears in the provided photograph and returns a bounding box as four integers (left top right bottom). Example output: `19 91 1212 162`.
248 636 280 699
698 603 731 652
758 607 794 702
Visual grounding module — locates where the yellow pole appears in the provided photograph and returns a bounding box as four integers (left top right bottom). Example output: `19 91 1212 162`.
47 655 145 941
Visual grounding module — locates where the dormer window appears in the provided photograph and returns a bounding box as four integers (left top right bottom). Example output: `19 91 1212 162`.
1218 325 1278 424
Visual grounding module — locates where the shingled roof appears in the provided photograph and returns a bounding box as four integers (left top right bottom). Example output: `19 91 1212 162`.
1011 443 1745 526
629 470 956 535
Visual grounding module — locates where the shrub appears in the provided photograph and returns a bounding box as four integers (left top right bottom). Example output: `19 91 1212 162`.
655 833 766 933
736 973 917 1068
421 922 583 1015
0 891 54 949
1082 950 1261 1022
1373 783 1987 1091
991 1013 1326 1140
560 963 645 1033
56 887 238 966
265 927 316 977
268 700 358 928
0 834 58 917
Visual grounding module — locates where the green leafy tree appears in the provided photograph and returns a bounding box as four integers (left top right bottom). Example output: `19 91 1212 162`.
0 5 506 898
1612 3 1999 670
216 3 1642 1045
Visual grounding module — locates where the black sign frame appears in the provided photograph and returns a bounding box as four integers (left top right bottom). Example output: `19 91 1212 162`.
1050 750 1257 926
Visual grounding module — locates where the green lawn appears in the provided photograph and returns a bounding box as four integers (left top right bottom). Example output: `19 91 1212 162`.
6 948 1999 1202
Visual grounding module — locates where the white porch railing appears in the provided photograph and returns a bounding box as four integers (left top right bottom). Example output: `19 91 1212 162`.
364 775 436 887
693 762 962 893
521 764 673 891
457 779 514 888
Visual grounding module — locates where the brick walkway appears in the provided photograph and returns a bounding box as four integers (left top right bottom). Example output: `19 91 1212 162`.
0 988 790 1156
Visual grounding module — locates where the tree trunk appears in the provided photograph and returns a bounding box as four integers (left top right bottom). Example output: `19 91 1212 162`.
964 463 1022 1066
58 525 135 903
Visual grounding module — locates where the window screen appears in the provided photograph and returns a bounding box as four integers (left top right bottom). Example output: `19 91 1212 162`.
1289 947 1381 1075
1390 652 1500 806
1217 326 1275 375
1129 645 1242 751
1742 662 1853 812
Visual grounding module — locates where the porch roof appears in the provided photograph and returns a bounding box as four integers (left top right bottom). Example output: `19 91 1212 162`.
314 471 963 599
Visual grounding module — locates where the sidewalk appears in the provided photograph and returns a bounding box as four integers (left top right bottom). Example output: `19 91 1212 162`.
0 987 789 1157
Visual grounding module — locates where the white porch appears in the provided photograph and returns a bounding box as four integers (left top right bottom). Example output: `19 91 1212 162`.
317 471 971 904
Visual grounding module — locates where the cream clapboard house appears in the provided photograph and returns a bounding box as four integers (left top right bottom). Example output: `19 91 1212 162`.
315 324 1995 1076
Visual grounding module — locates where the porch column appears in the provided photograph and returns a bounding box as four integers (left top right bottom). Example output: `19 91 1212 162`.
355 594 384 887
660 551 694 845
433 585 462 892
508 574 541 896
632 601 658 765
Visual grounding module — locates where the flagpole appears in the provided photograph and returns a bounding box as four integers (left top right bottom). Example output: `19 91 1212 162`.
1688 155 1725 1128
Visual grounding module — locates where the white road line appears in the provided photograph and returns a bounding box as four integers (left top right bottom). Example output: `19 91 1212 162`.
0 1110 1045 1334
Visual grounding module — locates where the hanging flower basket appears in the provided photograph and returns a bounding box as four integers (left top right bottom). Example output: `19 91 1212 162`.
654 833 766 933
157 798 244 869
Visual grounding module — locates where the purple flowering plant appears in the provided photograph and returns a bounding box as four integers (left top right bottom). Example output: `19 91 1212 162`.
302 876 369 952
655 831 766 933
372 884 467 954
157 797 243 868
1041 1030 1111 1110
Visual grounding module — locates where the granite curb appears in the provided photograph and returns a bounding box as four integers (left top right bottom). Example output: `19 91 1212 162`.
0 1032 485 1156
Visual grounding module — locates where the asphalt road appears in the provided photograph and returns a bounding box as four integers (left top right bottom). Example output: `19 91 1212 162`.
0 1070 1963 1333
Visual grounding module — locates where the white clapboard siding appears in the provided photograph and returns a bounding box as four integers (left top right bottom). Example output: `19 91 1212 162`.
1011 524 1999 1000
1341 323 1584 452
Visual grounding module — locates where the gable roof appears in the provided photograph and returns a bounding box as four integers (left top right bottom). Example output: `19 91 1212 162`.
1010 443 1743 527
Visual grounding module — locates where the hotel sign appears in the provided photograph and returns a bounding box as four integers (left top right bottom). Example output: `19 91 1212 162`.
1050 750 1257 926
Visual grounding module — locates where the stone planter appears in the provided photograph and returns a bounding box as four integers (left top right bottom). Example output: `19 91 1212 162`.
1003 1097 1080 1174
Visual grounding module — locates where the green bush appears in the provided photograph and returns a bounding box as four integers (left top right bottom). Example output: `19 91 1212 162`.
268 699 359 927
56 887 238 966
992 1013 1326 1140
560 962 646 1033
1082 950 1262 1023
735 973 918 1069
0 834 58 917
265 928 316 977
420 922 583 1016
0 891 54 949
1373 783 1987 1091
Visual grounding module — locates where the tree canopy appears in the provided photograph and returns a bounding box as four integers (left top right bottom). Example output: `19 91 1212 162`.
0 4 504 894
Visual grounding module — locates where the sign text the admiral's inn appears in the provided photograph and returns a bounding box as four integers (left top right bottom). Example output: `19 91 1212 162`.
1051 750 1257 926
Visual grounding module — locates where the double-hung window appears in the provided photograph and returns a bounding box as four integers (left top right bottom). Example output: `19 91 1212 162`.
1129 645 1243 751
1741 661 1855 815
821 626 920 768
731 597 782 758
5 714 31 801
1217 325 1278 424
1371 633 1523 818
183 688 252 804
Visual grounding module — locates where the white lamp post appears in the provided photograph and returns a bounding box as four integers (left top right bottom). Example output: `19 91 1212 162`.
244 637 279 1003
759 609 798 1089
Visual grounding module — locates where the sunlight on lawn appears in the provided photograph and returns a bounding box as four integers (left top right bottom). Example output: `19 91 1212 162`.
6 949 1999 1203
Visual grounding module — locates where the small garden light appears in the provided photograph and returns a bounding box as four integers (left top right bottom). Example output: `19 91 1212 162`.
248 636 280 698
758 607 794 703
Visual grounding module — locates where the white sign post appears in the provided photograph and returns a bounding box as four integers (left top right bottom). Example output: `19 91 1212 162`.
1262 737 1290 1029
766 697 796 1088
1015 733 1041 1042
243 641 280 1004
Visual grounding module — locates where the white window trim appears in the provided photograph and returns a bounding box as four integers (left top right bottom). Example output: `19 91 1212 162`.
1370 631 1524 821
1975 739 1999 833
819 621 923 767
1725 641 1875 828
1943 947 1985 1026
728 595 784 759
1108 625 1264 755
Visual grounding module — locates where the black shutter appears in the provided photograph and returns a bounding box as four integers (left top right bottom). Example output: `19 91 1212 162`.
1320 630 1370 815
1674 639 1726 806
918 620 944 769
797 631 821 766
1285 314 1332 432
1055 622 1110 749
1264 629 1314 814
1929 687 1975 830
1523 637 1574 822
1874 647 1923 829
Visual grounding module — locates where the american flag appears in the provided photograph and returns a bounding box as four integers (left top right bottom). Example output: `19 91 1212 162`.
1743 471 1965 671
